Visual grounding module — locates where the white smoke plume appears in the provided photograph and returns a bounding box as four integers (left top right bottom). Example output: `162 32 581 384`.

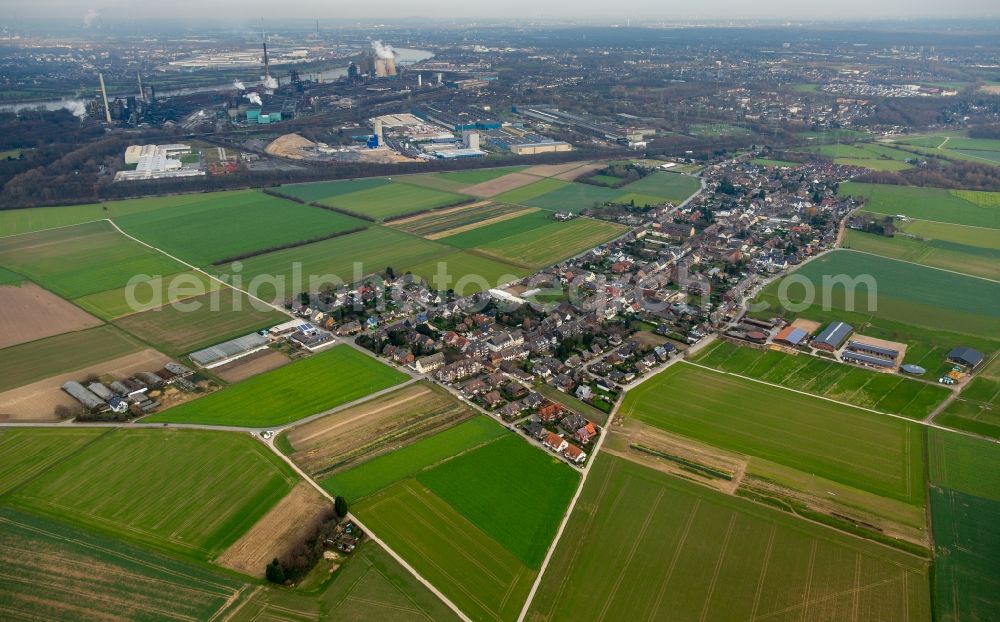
233 79 245 91
83 9 100 28
61 100 87 117
244 92 262 106
262 76 278 90
371 40 396 60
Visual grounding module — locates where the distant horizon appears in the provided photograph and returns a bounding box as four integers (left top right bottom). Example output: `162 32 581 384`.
0 0 998 26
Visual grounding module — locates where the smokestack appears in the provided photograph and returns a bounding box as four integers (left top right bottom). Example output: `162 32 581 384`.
374 119 384 147
137 71 145 103
418 74 422 87
437 73 443 86
98 73 112 123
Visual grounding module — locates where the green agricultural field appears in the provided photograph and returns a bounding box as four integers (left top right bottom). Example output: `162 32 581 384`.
0 220 186 299
936 359 1000 439
6 428 297 560
0 266 24 284
147 345 407 427
319 417 506 501
320 182 470 220
692 340 950 419
216 225 526 300
616 172 702 204
927 430 1000 622
0 203 106 237
843 228 1000 281
586 173 625 187
839 182 1000 228
213 227 449 302
621 363 926 504
391 202 532 237
112 190 368 265
0 428 105 494
417 434 579 567
0 325 146 393
752 250 1000 339
751 158 801 167
228 541 461 622
475 217 628 268
437 166 529 185
439 210 554 248
357 478 537 622
495 178 569 204
800 143 917 171
73 270 224 320
952 188 1000 208
0 506 249 621
954 149 1000 163
407 250 529 293
113 289 287 355
524 182 625 213
275 178 391 203
527 455 932 622
690 123 751 136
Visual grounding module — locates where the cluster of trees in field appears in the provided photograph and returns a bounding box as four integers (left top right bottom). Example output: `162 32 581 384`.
265 496 349 584
856 159 1000 191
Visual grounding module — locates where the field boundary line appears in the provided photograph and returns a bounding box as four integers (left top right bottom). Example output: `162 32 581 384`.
0 218 109 240
838 248 1000 284
516 396 624 622
259 437 474 622
682 360 1000 446
104 219 295 317
295 387 432 444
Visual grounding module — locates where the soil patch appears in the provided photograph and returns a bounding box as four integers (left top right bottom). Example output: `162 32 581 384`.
0 282 103 349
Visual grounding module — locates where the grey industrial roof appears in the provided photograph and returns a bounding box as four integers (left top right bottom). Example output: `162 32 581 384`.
842 350 895 368
846 340 899 359
814 322 853 348
189 333 268 366
947 347 984 367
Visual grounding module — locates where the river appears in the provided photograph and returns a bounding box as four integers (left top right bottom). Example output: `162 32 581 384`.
0 47 434 114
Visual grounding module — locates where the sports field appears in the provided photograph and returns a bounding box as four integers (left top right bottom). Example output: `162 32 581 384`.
357 478 537 622
839 182 1000 228
319 182 470 220
281 381 478 475
0 506 249 622
927 429 1000 622
228 541 461 622
6 428 298 560
753 250 1000 339
0 325 145 393
0 202 106 237
843 224 1000 281
0 220 186 299
621 362 926 504
112 289 287 355
616 172 701 204
319 416 506 501
147 345 408 427
527 455 932 622
112 190 368 265
692 340 950 419
417 434 579 567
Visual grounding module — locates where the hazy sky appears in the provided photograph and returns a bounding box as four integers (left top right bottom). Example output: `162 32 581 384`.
8 0 999 22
